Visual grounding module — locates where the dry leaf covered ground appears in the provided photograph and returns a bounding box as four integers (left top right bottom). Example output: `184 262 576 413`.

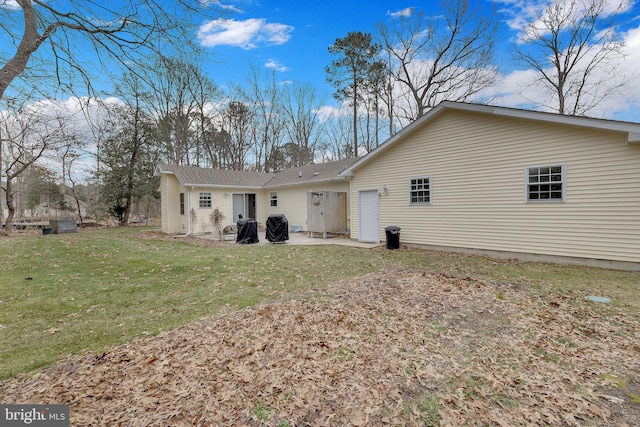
2 267 639 426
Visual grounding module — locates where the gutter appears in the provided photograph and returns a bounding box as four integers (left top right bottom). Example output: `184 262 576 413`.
186 186 193 236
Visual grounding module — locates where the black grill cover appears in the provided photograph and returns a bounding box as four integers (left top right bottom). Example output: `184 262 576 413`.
266 214 289 243
236 218 259 244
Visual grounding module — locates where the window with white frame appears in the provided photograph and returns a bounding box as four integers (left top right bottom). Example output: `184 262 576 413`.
199 192 212 208
270 191 278 207
409 177 431 204
179 193 185 215
526 164 565 202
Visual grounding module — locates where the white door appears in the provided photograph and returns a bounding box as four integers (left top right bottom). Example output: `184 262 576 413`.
358 190 380 242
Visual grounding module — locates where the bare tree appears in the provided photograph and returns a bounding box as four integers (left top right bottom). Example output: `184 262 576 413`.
0 1 223 102
0 102 68 232
279 81 328 166
512 0 630 116
191 68 224 168
218 98 253 170
132 56 220 166
65 153 85 227
376 0 499 122
320 112 354 160
241 65 286 172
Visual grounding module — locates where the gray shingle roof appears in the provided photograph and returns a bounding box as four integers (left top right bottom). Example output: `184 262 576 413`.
264 157 358 188
155 164 275 188
155 158 358 189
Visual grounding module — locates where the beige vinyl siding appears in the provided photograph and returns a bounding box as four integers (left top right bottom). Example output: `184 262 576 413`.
267 182 350 231
188 189 216 235
181 188 268 235
350 110 640 263
159 174 182 233
255 190 269 226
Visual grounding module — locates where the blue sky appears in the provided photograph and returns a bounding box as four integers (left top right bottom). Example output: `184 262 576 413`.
1 0 638 180
197 0 640 121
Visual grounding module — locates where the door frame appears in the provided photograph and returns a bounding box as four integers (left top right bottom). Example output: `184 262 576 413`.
231 193 257 223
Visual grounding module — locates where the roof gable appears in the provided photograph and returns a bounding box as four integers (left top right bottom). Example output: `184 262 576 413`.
340 101 640 176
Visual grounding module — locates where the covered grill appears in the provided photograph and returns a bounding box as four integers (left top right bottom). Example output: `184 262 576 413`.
236 218 259 244
266 214 289 243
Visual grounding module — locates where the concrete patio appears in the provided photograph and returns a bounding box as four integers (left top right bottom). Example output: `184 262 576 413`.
203 230 381 249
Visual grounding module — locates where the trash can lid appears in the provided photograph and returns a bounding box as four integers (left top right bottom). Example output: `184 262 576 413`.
384 225 401 232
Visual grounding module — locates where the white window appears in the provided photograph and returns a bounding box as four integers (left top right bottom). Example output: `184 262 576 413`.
179 193 185 215
199 192 212 208
526 164 565 202
409 177 431 205
270 191 278 207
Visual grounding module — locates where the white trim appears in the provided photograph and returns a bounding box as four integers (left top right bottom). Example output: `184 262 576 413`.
524 163 566 203
408 176 432 205
198 192 213 209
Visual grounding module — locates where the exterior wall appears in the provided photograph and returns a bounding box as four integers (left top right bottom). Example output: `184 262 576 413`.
160 179 268 235
266 181 350 232
350 110 640 263
159 174 182 233
187 188 267 235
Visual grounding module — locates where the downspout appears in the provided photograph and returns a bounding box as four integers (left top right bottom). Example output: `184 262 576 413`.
186 186 194 236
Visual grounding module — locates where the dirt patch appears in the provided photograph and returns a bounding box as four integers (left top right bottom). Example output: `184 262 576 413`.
135 230 231 248
1 269 638 426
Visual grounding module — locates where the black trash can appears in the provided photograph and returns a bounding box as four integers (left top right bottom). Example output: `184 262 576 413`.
236 218 259 244
266 214 289 243
384 226 401 249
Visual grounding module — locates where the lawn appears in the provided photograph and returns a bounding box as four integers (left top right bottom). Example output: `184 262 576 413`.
1 227 639 425
0 227 385 379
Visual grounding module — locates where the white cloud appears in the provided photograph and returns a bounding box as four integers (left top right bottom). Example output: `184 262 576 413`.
316 105 349 121
387 7 414 18
197 18 294 49
265 59 289 72
202 1 243 13
0 0 20 10
495 0 634 38
487 0 640 119
481 19 640 119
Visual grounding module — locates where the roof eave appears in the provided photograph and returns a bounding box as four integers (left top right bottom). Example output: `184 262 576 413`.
182 183 266 190
627 132 640 144
264 176 348 189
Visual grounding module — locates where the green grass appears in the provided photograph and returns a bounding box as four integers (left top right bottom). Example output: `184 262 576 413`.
0 228 380 379
0 226 638 379
405 392 440 426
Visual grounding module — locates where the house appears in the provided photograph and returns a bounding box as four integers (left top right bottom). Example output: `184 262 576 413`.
340 101 640 269
154 158 356 236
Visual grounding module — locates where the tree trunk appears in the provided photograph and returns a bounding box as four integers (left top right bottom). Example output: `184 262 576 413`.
0 1 40 100
3 177 16 233
352 75 358 157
